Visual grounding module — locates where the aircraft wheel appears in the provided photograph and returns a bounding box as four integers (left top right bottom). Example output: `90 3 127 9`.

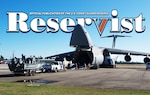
92 64 98 69
31 71 35 76
28 70 35 76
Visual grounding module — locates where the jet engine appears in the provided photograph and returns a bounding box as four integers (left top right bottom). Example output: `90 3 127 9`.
144 57 150 63
65 55 73 61
124 55 131 62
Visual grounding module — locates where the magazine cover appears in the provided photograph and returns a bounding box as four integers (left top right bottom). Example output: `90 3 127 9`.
0 0 150 94
0 0 148 61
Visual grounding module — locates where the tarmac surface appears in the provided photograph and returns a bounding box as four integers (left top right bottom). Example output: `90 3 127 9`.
0 64 150 91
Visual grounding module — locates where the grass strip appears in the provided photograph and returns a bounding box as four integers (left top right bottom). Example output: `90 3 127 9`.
0 83 150 95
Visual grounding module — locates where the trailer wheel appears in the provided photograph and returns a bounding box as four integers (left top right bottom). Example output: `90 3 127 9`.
31 70 35 76
28 70 35 76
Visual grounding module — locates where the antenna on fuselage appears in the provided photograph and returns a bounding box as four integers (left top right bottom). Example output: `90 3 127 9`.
101 35 131 48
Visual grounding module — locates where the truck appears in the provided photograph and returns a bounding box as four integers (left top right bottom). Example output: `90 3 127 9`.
41 60 64 72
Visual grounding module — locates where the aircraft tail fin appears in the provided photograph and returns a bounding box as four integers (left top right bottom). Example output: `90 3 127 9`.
70 24 92 48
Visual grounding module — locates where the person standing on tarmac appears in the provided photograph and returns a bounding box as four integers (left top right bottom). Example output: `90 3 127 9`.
21 54 26 63
32 56 36 64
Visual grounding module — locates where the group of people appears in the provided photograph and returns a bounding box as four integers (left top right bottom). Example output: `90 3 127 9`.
11 54 36 64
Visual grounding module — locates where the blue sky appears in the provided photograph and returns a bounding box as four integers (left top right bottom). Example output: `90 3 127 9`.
0 0 150 62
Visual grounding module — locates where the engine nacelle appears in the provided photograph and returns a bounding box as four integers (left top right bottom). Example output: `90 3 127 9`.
124 55 131 62
65 55 73 61
144 57 150 63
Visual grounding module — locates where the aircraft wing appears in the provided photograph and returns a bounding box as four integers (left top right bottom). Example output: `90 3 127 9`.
106 48 150 56
45 51 75 60
46 48 150 59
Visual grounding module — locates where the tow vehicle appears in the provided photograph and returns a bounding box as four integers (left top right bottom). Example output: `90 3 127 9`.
41 59 64 72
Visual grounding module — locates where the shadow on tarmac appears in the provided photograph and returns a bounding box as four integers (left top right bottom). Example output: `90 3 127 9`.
0 74 15 78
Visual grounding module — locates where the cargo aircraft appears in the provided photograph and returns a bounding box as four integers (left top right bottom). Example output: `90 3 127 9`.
46 24 150 69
